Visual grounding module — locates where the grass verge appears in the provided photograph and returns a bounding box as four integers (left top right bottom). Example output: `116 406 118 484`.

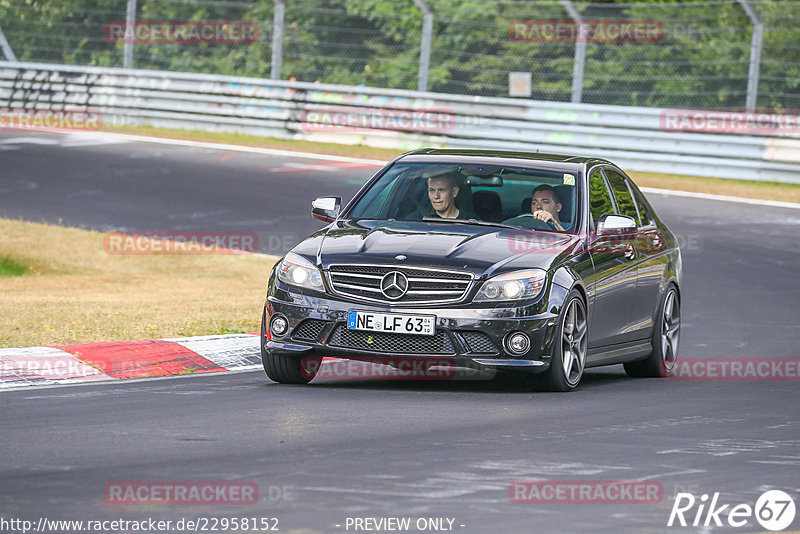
0 256 27 277
0 218 275 348
105 125 800 204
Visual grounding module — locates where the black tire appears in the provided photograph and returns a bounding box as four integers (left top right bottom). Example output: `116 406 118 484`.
533 289 588 392
624 285 680 378
260 308 320 384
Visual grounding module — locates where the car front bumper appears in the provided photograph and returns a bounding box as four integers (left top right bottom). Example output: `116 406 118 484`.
264 291 562 373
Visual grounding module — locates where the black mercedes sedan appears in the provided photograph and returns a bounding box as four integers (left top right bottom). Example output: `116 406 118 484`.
261 149 681 391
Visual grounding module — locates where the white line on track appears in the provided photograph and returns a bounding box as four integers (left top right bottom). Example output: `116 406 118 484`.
3 366 263 395
0 136 61 145
15 130 800 209
106 132 800 209
640 187 800 210
99 132 387 165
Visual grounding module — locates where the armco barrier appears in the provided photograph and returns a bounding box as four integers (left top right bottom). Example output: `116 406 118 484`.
1 61 799 183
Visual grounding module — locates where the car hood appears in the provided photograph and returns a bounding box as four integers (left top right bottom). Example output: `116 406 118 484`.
292 219 578 277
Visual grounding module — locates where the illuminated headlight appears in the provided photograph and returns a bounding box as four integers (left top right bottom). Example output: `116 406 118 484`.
277 252 324 291
475 269 546 302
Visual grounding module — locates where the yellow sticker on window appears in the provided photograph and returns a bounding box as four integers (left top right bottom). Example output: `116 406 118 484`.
563 173 575 185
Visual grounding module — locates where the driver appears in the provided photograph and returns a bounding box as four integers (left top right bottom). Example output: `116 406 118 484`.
530 184 567 231
503 184 570 230
408 168 477 220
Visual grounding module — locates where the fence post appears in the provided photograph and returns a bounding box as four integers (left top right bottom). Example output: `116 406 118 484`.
737 0 762 111
561 0 586 104
0 24 17 62
123 0 137 69
412 0 433 92
271 0 285 80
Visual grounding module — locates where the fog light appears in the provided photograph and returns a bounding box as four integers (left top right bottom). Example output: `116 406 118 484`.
270 315 289 337
506 332 530 355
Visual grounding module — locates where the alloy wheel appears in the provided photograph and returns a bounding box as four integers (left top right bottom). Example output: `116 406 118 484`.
561 297 588 387
661 289 680 373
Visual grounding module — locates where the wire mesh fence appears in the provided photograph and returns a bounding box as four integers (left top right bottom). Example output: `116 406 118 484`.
1 0 798 110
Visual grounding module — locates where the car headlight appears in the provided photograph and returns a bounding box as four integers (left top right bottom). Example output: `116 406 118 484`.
474 269 547 302
277 252 324 291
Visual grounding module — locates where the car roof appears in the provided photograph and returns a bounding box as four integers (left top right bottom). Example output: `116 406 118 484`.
395 148 614 173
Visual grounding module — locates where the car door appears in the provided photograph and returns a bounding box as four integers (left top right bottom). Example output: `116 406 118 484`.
603 168 665 341
618 172 668 337
585 167 639 349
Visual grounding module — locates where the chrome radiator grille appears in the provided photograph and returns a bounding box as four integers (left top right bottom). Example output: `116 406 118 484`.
327 265 472 304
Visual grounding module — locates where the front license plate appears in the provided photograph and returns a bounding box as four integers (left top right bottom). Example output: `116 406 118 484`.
347 311 435 336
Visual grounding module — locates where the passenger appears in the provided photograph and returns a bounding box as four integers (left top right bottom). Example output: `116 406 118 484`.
409 168 477 220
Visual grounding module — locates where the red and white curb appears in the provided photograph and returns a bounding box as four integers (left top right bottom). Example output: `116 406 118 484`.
0 334 484 390
0 333 263 390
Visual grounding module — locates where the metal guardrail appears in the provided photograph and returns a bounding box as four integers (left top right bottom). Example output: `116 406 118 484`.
1 61 799 183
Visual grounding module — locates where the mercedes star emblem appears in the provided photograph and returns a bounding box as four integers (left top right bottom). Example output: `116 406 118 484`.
380 271 409 299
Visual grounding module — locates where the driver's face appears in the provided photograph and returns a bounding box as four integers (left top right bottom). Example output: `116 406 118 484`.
531 191 561 218
428 177 459 214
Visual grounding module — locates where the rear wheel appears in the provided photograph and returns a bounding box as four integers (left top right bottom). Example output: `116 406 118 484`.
534 290 588 392
624 285 680 378
261 308 320 384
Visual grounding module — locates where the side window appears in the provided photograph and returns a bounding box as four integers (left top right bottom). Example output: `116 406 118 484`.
366 179 394 216
350 172 402 219
604 168 640 225
396 176 427 219
588 169 614 229
630 182 654 227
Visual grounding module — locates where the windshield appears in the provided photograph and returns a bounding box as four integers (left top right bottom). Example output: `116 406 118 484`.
348 162 579 232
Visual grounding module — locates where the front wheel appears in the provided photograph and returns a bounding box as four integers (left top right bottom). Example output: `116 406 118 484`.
624 285 680 378
534 289 588 392
260 308 320 384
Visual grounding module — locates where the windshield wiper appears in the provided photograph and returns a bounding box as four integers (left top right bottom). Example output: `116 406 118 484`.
422 217 524 230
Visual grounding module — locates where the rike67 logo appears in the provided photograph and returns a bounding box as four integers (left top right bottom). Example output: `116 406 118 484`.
668 490 796 531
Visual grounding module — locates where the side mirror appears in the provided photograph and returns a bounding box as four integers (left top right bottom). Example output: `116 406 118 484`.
597 213 636 234
311 196 341 223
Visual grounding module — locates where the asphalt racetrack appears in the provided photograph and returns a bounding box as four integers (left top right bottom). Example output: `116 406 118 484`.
1 131 799 533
